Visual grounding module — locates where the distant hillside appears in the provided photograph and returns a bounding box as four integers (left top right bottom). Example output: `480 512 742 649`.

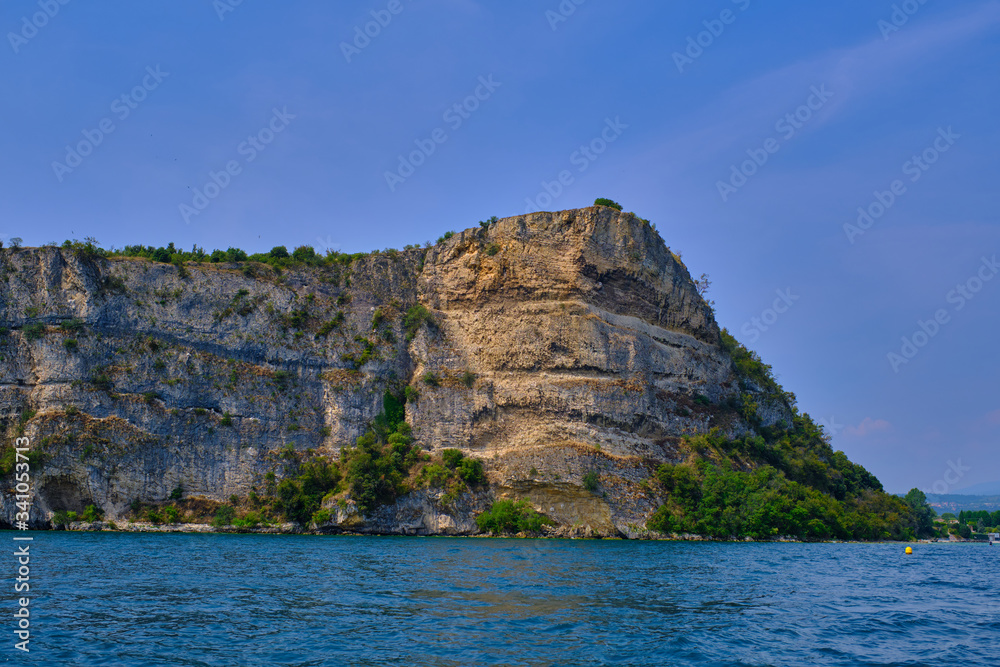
952 480 1000 496
926 494 1000 513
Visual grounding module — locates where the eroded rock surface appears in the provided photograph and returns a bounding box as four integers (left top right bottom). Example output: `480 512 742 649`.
0 207 790 535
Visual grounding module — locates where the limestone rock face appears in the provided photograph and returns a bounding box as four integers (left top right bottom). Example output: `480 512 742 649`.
0 207 791 535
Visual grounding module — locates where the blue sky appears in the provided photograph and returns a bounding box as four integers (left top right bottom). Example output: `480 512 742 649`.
1 0 998 493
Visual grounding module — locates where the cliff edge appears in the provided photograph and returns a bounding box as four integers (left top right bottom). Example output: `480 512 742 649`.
0 207 830 537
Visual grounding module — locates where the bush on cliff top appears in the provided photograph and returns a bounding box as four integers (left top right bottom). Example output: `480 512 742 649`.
594 198 623 210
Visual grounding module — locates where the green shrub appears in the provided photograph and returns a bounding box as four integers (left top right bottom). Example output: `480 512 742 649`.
486 244 500 256
404 385 419 403
371 308 386 329
457 458 485 485
153 359 166 371
81 505 103 522
100 275 128 294
582 471 600 492
423 372 440 387
311 508 332 525
476 499 550 534
442 449 464 469
594 198 623 210
60 318 84 332
316 312 344 337
418 464 451 488
461 370 476 388
212 505 236 527
281 309 310 330
164 506 180 523
221 412 233 427
273 457 342 524
64 405 79 416
91 372 112 390
147 509 165 524
233 511 262 529
52 510 78 526
170 485 184 500
273 370 294 387
23 322 45 341
403 304 434 341
194 407 207 416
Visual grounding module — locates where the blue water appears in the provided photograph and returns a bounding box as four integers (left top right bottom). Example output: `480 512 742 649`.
6 533 999 666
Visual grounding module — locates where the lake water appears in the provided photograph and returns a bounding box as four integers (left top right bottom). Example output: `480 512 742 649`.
7 533 998 666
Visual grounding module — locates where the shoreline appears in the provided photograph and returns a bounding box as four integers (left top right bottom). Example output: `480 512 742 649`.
2 523 979 544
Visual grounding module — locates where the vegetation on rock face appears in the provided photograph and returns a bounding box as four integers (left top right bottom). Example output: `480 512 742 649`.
719 329 794 408
647 456 913 541
646 332 928 541
403 304 434 341
476 499 551 534
417 448 486 505
263 389 443 523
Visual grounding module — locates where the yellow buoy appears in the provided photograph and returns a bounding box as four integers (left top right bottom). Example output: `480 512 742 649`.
905 546 913 555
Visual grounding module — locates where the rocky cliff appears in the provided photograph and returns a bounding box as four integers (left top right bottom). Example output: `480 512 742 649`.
0 207 794 536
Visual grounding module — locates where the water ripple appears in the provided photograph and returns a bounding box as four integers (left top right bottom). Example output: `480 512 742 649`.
8 533 998 666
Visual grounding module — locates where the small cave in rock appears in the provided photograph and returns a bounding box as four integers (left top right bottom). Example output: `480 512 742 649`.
40 476 94 512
